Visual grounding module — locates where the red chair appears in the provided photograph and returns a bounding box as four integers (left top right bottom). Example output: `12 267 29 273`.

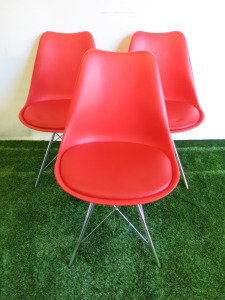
54 49 180 268
19 31 95 186
129 31 205 188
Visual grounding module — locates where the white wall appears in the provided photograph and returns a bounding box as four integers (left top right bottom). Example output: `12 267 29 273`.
0 0 224 140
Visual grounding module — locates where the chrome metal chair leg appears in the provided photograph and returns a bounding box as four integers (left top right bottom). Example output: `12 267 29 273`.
35 133 56 187
172 140 189 189
69 203 95 268
137 204 161 268
114 206 148 243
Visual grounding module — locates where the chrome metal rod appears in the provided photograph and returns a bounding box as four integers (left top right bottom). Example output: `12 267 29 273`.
114 206 148 243
35 133 56 188
138 204 146 220
138 205 149 240
43 154 58 171
69 203 95 268
137 205 161 268
42 133 62 170
55 133 63 142
172 139 189 189
81 208 116 243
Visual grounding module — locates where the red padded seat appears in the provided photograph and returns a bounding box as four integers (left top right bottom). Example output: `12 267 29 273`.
166 101 201 132
60 142 172 203
23 99 71 131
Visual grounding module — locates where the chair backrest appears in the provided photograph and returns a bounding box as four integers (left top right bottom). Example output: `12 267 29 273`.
55 50 180 204
19 31 95 129
27 31 95 103
60 49 173 152
129 31 200 106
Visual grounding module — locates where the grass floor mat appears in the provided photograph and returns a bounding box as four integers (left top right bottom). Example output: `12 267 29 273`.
0 140 224 299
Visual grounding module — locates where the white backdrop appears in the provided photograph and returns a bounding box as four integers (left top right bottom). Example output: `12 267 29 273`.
0 0 224 140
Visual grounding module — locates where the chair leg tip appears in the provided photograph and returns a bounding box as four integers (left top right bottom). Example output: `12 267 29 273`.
156 261 161 268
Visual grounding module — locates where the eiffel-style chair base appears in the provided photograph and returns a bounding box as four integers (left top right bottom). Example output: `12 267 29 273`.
68 203 161 268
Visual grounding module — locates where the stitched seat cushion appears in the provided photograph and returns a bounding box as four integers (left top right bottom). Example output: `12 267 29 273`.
166 101 201 132
60 142 173 203
23 99 70 131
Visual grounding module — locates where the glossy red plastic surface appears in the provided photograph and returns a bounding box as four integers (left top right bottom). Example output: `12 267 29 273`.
54 50 180 206
129 31 204 133
19 31 95 132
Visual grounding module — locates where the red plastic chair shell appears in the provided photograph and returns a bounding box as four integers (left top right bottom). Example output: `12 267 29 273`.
54 50 180 206
129 31 204 133
19 31 95 132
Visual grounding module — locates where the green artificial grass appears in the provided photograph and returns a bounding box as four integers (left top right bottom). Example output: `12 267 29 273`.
0 140 224 299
